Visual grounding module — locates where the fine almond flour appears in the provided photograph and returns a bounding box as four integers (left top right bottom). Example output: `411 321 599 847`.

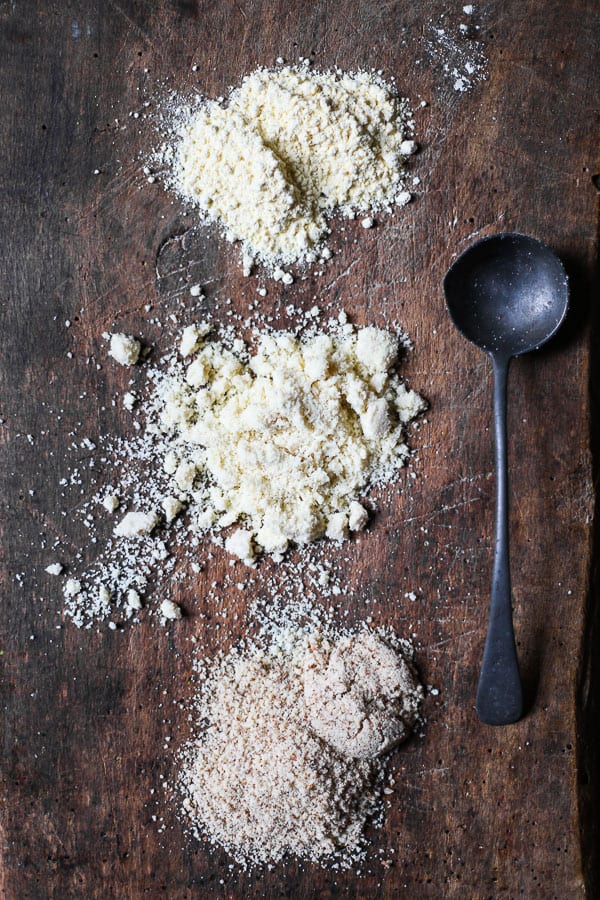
180 618 424 868
161 64 416 274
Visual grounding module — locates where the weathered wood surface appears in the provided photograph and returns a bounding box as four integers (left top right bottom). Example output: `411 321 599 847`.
0 1 598 897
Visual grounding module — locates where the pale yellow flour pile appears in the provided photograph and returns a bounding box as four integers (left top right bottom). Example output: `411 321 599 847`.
156 322 425 562
169 64 416 271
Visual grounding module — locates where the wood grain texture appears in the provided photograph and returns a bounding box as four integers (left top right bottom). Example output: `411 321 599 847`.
0 1 598 897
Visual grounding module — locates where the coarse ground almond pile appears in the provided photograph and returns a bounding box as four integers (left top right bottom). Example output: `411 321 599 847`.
159 63 417 275
180 614 424 868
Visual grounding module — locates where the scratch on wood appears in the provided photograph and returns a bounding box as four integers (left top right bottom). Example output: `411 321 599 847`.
430 629 478 649
322 256 362 292
105 0 153 46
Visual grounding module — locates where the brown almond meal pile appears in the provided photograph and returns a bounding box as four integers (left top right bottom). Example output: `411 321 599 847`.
180 617 424 868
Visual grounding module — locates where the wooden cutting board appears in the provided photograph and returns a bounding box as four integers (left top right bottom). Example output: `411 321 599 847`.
1 1 598 897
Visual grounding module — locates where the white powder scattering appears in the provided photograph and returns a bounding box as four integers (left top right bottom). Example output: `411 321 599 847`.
45 562 63 576
163 65 418 272
180 619 423 867
108 333 141 366
158 323 425 560
425 16 487 93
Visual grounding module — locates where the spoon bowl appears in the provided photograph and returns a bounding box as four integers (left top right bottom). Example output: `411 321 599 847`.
443 233 568 726
444 232 569 358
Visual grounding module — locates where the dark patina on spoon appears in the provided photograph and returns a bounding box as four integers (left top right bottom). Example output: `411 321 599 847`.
443 233 569 725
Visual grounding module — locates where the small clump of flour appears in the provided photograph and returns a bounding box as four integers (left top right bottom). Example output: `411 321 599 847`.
159 64 417 273
180 617 424 868
106 332 141 366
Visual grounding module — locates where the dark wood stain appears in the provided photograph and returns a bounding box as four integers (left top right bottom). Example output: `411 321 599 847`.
0 0 599 897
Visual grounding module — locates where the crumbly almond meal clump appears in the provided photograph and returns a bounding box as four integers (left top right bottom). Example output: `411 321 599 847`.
303 629 424 759
180 621 424 868
164 64 417 273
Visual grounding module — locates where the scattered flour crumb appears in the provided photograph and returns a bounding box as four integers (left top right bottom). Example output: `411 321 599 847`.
108 333 141 366
114 510 159 538
325 512 349 542
161 495 184 523
400 139 418 155
123 392 136 411
161 598 183 620
101 493 120 513
224 529 255 565
64 578 81 598
179 324 209 357
126 589 143 610
348 501 369 532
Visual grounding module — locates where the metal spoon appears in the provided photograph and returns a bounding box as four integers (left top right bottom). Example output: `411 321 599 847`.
443 233 569 725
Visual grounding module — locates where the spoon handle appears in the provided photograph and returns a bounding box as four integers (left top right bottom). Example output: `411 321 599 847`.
476 354 523 725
